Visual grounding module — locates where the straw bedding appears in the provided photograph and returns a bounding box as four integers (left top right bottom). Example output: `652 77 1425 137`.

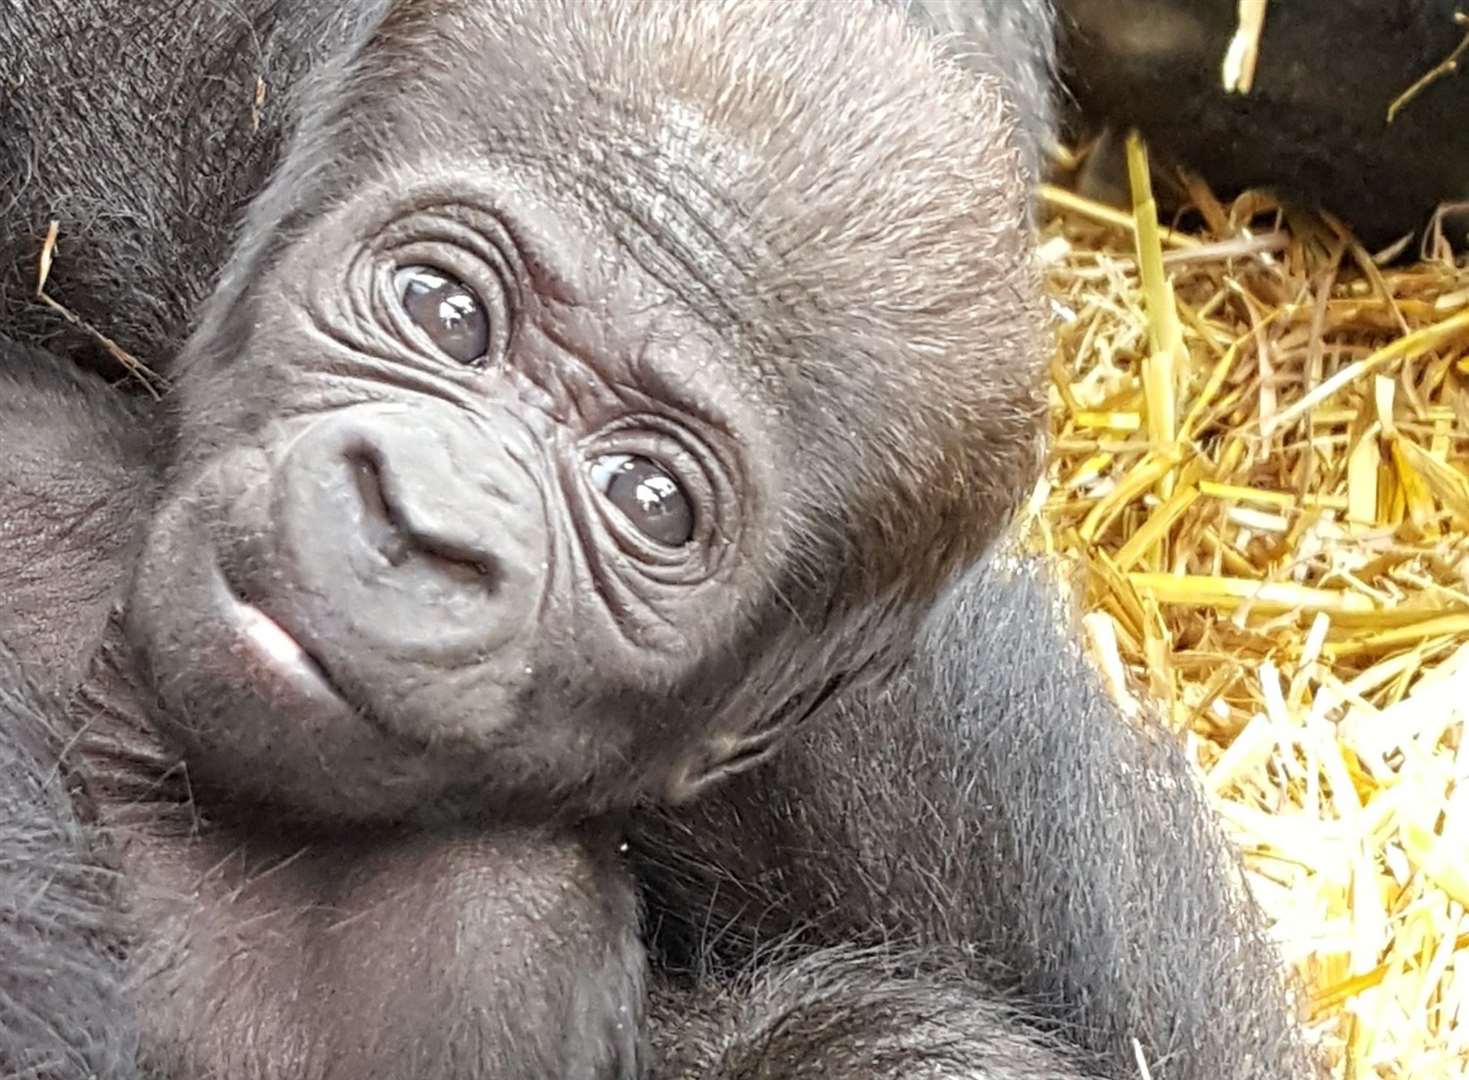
1029 135 1469 1077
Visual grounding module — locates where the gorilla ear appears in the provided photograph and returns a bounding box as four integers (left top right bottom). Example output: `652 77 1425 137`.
664 726 787 804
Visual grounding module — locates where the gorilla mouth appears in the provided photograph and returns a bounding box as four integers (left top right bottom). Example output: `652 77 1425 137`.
238 605 335 691
218 570 350 712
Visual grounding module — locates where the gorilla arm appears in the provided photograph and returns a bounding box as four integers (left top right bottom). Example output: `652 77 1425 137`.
631 558 1322 1080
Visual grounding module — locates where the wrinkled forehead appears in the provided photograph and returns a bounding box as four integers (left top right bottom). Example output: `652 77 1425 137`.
322 0 1031 405
344 7 777 290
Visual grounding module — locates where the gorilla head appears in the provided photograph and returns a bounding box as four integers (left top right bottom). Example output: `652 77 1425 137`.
127 0 1046 825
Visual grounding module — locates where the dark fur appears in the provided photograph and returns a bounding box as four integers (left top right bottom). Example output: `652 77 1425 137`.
646 947 1094 1078
3 2 1317 1078
0 645 138 1080
1056 0 1469 246
0 0 368 370
633 556 1320 1078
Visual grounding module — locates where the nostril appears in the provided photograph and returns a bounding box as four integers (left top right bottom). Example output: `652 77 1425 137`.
414 540 504 593
349 452 413 567
345 448 504 590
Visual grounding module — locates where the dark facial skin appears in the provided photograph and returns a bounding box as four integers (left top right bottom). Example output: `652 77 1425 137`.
1 1 1322 1078
127 170 785 823
115 0 1045 827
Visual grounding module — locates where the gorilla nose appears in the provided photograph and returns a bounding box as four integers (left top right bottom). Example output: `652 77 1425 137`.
269 406 546 664
349 450 503 589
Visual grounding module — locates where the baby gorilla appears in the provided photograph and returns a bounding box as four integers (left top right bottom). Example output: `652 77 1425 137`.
4 0 1039 1074
1 1 1320 1078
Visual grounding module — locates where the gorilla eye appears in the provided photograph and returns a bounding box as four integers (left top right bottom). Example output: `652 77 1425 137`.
591 455 695 547
395 265 490 365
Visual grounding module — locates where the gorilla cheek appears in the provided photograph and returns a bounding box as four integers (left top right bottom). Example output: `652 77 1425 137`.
125 492 432 820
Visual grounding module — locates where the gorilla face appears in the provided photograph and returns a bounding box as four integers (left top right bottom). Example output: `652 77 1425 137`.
127 0 1046 825
131 170 775 823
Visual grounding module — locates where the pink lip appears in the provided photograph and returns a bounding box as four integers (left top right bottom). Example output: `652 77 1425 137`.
239 603 315 670
224 591 345 709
